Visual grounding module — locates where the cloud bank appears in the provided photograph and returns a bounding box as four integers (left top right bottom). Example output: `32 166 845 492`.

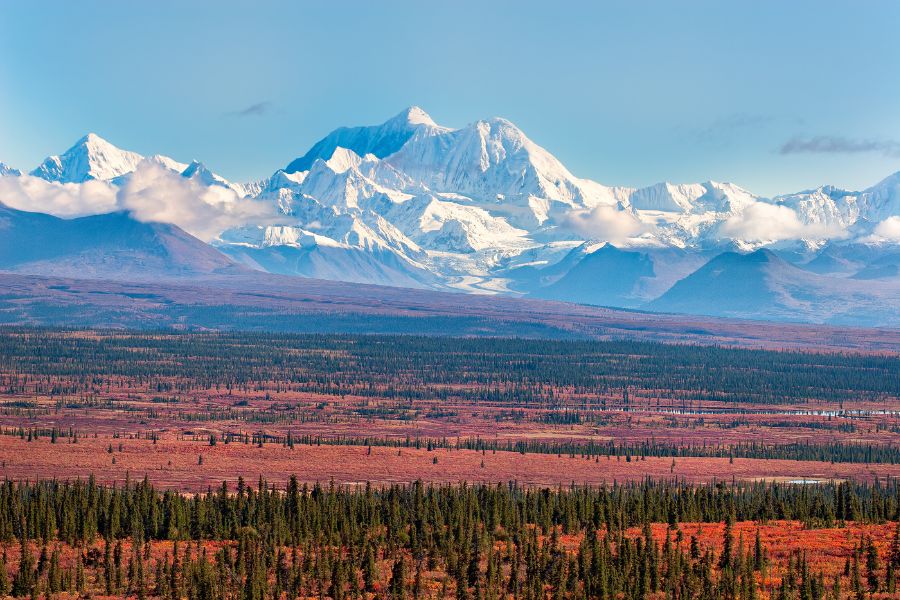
718 202 840 243
0 163 278 242
563 205 647 243
0 175 118 217
871 216 900 242
117 163 279 241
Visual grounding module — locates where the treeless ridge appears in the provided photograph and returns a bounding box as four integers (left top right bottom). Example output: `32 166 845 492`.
2 272 899 351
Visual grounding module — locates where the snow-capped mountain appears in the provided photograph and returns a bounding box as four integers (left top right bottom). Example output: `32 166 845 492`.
860 171 900 222
629 181 757 214
30 133 145 183
28 133 244 194
774 185 862 230
2 107 899 325
226 107 899 294
180 160 253 196
284 106 450 173
771 172 900 233
0 163 21 177
383 116 631 229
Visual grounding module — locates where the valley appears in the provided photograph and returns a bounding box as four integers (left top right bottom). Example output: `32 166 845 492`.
0 328 897 598
0 329 896 489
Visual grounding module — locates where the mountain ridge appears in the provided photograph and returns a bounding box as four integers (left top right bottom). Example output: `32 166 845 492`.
2 107 899 325
284 106 451 174
0 200 240 280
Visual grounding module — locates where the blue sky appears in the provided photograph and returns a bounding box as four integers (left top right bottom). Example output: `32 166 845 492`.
1 0 899 196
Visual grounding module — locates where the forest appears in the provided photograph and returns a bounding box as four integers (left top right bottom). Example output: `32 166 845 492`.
0 329 897 405
0 477 897 599
0 327 897 598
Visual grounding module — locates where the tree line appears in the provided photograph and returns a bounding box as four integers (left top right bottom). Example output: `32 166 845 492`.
0 477 896 598
0 329 896 406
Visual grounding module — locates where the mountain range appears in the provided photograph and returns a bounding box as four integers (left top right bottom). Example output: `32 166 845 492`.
1 107 899 326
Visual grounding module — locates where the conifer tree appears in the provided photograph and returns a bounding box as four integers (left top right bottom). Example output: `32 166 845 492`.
390 555 407 600
12 540 35 597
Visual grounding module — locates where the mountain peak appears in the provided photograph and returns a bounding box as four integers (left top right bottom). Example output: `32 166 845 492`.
324 147 365 174
483 116 516 127
30 133 143 183
285 107 447 174
181 160 234 189
0 162 21 177
181 159 205 176
145 154 189 174
748 248 778 261
867 169 900 192
78 132 105 145
391 106 437 127
71 133 126 155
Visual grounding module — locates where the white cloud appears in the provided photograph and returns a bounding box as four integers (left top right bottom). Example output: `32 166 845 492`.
0 175 118 217
871 216 900 242
718 201 840 242
563 205 646 243
116 162 278 242
0 163 279 242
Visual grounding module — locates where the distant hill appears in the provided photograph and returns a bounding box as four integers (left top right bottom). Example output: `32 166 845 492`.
533 244 653 307
0 203 239 280
650 249 900 325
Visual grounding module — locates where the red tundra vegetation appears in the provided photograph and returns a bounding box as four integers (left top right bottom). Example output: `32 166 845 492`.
0 328 895 598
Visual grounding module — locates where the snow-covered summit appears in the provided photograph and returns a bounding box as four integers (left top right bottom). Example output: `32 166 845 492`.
27 134 255 198
402 105 441 127
386 116 629 228
180 160 248 196
30 133 144 183
628 182 708 212
628 181 757 214
0 163 21 177
284 106 450 174
147 154 189 174
771 172 900 230
860 170 900 221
